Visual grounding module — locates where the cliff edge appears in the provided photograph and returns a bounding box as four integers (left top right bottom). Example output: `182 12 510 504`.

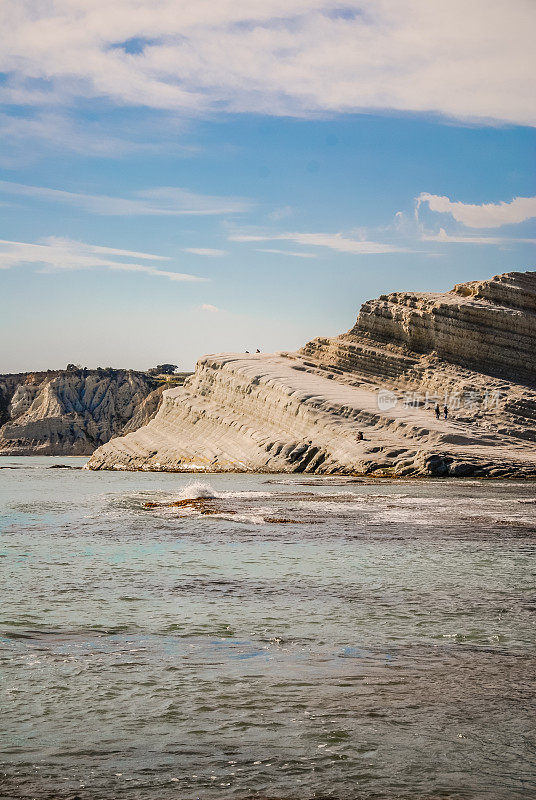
86 271 536 477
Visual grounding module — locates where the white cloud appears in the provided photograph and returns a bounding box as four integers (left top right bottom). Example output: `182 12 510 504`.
0 114 124 166
0 110 200 166
417 193 536 229
0 236 207 282
0 1 534 125
183 248 226 256
199 303 222 312
256 248 318 258
0 180 252 216
84 244 169 260
420 228 536 245
231 231 405 254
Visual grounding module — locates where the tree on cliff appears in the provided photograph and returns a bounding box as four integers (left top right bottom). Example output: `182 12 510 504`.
149 364 177 375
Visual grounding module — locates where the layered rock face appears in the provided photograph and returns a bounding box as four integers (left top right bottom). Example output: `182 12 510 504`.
302 271 535 384
0 370 164 455
87 271 536 477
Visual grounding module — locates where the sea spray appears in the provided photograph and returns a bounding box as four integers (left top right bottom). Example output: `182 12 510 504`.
176 480 219 501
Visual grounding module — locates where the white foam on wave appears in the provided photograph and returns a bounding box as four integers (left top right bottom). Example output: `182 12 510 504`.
176 481 219 501
212 512 269 525
175 481 273 502
220 490 273 499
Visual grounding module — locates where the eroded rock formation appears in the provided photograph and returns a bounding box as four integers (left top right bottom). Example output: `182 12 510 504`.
87 271 536 477
0 369 164 455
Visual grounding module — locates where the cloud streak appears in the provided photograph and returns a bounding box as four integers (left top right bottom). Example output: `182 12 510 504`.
420 228 536 246
0 237 207 282
256 248 318 258
231 231 405 254
0 1 534 126
417 193 536 229
0 180 252 216
183 248 226 256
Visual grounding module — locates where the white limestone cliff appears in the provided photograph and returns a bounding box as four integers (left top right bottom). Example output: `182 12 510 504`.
0 370 164 456
86 271 536 477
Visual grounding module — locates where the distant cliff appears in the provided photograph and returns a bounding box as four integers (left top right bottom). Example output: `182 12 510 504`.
87 271 536 478
0 369 165 455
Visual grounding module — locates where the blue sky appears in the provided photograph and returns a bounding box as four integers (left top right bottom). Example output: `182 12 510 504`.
1 1 535 372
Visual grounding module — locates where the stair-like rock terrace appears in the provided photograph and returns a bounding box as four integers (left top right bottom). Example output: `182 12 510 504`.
86 271 536 477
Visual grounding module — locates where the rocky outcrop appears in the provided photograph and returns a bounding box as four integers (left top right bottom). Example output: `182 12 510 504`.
86 271 536 477
0 369 164 455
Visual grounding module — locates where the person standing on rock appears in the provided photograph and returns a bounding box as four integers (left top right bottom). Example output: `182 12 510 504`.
434 403 440 420
444 405 448 420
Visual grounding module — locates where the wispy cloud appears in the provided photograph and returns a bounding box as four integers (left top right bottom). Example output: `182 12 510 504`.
256 248 318 258
233 195 536 260
420 228 536 246
0 236 207 282
0 180 252 216
417 193 536 229
199 303 222 312
0 112 142 165
183 248 226 256
0 1 534 126
231 232 405 254
0 109 201 166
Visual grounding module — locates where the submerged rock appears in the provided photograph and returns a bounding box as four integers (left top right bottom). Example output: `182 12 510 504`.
87 271 536 478
144 497 222 514
143 496 303 523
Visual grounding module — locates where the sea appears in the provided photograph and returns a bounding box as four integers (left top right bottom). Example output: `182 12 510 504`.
1 456 535 800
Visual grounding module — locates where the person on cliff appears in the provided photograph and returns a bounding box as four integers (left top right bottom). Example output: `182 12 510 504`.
434 403 440 420
444 405 448 420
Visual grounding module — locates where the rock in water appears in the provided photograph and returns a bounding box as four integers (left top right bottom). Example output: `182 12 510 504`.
86 271 536 477
0 369 164 456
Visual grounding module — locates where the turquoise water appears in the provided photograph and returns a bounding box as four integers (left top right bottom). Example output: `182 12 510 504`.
1 456 535 799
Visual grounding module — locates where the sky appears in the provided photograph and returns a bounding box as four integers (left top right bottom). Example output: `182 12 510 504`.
0 0 535 373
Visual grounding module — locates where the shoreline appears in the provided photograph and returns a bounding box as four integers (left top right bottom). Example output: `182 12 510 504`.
2 454 536 480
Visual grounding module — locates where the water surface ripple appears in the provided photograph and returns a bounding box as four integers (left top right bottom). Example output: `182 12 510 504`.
1 457 535 799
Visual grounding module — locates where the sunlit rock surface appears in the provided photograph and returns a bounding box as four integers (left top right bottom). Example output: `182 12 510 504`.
87 271 536 477
0 369 163 455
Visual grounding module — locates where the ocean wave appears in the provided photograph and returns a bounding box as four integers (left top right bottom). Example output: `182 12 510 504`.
176 480 219 500
174 480 272 502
